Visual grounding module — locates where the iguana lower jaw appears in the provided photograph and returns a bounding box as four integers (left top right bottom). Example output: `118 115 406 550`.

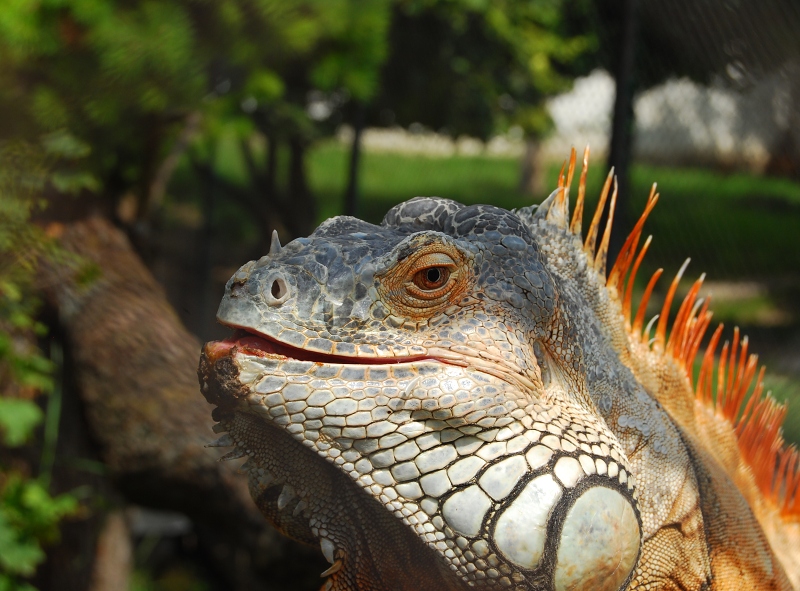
200 320 642 590
200 340 468 591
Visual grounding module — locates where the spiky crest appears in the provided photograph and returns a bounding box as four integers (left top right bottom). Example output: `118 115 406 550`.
554 147 800 520
569 147 589 235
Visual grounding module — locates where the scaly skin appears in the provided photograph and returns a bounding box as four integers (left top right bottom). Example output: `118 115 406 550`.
199 175 797 590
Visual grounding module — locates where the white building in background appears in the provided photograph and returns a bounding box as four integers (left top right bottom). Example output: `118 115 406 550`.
632 69 792 170
539 70 615 161
342 66 796 172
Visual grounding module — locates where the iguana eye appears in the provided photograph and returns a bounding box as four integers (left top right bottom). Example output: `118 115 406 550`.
376 239 469 314
405 252 458 301
413 266 450 291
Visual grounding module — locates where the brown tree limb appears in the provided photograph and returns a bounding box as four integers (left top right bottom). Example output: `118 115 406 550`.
38 217 324 590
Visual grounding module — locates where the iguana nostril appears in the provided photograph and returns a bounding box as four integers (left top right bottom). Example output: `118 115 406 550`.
268 277 289 304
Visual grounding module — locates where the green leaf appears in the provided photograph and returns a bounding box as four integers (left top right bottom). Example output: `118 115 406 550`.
245 70 285 103
50 171 100 195
41 131 91 160
0 399 43 447
0 513 45 577
0 575 37 591
19 481 78 527
0 282 21 302
31 87 69 131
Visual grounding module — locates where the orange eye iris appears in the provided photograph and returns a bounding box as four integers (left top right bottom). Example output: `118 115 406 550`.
413 267 450 291
376 244 467 312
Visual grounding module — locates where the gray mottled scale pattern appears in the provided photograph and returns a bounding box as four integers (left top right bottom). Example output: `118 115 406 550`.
382 196 465 232
207 195 644 590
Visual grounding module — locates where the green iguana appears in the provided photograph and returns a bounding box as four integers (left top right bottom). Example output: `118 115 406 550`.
199 149 800 590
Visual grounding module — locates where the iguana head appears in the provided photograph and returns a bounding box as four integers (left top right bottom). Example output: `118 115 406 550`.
199 196 641 591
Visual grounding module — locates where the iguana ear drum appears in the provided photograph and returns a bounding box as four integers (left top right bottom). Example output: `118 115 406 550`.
552 486 639 591
490 477 640 591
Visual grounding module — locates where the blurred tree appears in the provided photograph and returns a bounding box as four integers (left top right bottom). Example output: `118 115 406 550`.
375 0 594 139
617 0 800 89
0 0 204 221
368 0 595 196
195 0 392 238
633 0 800 178
0 0 392 243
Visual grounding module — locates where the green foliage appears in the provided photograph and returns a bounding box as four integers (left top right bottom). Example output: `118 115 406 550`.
0 0 596 241
307 0 391 101
0 147 55 412
0 0 396 236
374 0 596 139
244 71 285 104
0 144 78 590
0 0 205 206
0 475 78 588
0 401 43 449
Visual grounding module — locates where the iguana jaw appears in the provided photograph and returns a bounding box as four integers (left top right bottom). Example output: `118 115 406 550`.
207 324 547 403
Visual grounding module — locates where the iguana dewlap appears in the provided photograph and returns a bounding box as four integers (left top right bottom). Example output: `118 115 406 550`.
199 149 800 590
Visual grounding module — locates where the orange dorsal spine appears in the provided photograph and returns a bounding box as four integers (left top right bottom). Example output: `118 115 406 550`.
560 148 800 521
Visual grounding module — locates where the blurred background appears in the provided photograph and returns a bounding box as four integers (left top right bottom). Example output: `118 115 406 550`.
2 1 800 590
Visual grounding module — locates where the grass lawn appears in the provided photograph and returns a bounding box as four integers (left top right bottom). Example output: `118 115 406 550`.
309 141 532 222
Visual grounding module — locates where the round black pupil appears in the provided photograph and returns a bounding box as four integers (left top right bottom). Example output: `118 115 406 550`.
426 268 442 284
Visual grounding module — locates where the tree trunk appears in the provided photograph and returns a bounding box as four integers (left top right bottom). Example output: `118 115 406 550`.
606 0 639 264
518 139 544 197
343 103 365 217
287 138 317 237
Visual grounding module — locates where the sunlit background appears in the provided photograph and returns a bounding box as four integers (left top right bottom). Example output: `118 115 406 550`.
1 1 799 589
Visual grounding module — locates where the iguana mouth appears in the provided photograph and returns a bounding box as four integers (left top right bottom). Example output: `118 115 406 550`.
207 327 439 366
